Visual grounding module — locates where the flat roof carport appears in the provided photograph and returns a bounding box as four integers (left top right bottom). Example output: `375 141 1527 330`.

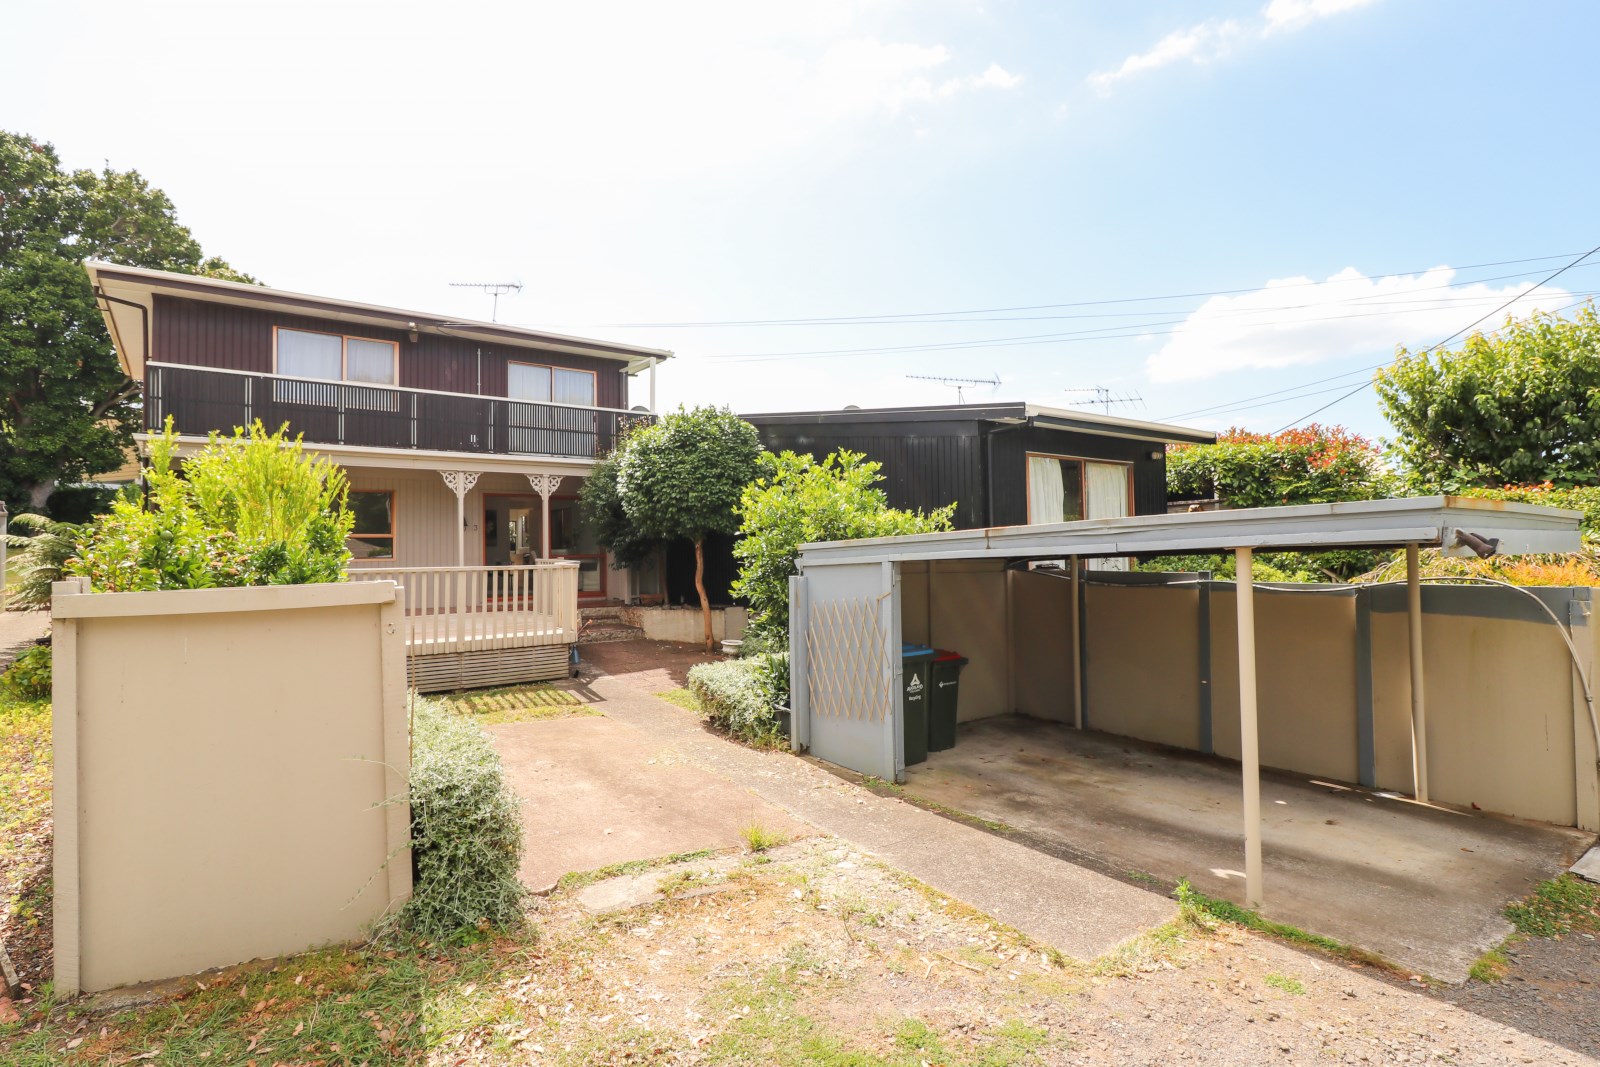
792 496 1587 911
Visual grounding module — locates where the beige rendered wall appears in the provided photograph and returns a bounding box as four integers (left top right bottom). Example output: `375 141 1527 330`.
1082 583 1203 748
924 559 1010 721
1209 588 1360 784
52 580 411 996
1010 570 1077 724
1371 604 1578 825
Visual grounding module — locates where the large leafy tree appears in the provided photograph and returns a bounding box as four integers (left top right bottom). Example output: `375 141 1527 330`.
0 130 252 514
604 406 764 650
1374 305 1600 490
732 449 955 638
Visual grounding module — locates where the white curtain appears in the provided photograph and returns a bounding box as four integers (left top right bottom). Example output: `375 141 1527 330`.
345 338 396 384
507 363 553 401
276 329 342 380
1028 456 1066 524
1086 462 1131 570
552 368 596 406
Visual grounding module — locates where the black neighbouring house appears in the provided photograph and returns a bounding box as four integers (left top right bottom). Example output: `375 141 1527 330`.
665 403 1215 605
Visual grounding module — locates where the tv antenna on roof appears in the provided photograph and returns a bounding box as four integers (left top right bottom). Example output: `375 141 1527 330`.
448 280 523 322
1063 386 1144 413
906 373 1001 404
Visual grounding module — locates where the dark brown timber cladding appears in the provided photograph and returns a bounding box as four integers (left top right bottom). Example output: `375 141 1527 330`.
151 295 628 406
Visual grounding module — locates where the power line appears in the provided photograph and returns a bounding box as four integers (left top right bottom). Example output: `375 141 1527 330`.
707 289 1600 364
1267 249 1600 434
546 252 1587 329
1175 294 1598 425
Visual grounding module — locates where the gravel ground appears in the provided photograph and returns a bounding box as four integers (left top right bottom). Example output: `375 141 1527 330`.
1428 929 1599 1059
528 838 1596 1066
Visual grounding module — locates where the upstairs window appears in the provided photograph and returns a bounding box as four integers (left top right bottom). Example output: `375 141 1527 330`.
507 362 597 407
275 327 397 386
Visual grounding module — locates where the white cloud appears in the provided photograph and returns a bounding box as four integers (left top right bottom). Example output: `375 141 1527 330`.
1089 0 1378 93
1144 266 1577 382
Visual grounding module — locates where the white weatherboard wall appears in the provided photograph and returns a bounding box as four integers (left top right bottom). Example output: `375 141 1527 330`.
52 579 411 996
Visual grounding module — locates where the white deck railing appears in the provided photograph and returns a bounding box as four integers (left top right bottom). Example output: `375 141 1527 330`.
350 563 580 655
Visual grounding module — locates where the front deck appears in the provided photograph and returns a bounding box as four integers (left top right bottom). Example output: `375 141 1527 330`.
351 563 579 692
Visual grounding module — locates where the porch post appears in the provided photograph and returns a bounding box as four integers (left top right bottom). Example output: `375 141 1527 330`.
527 473 565 559
439 471 481 567
1235 546 1264 909
1406 543 1430 804
648 357 658 413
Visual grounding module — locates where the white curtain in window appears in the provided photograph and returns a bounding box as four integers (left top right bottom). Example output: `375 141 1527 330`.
345 338 396 384
552 368 596 407
507 363 552 401
277 329 342 380
1085 462 1130 519
1027 456 1066 524
1086 462 1131 570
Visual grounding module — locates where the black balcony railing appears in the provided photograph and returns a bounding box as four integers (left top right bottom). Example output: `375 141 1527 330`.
144 363 652 459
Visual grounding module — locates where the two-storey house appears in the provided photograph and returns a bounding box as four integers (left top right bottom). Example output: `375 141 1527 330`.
87 261 671 688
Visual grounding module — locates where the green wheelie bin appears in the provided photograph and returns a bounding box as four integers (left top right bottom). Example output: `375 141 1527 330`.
928 649 968 752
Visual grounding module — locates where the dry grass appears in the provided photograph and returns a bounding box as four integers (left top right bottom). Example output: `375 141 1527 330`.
0 697 52 994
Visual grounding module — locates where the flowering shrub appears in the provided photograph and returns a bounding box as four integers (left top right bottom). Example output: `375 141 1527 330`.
1167 424 1393 508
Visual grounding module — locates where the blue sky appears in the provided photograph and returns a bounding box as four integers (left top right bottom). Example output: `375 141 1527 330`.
7 0 1596 441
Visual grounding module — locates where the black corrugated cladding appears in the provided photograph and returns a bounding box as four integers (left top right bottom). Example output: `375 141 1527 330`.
751 416 989 528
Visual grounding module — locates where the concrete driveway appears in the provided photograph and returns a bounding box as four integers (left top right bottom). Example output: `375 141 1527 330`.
489 715 808 891
902 715 1595 982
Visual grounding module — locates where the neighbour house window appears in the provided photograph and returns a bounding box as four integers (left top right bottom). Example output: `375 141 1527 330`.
507 362 597 407
275 327 397 386
347 490 395 560
1026 453 1133 571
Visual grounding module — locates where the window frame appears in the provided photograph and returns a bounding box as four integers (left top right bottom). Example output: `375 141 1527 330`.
506 360 599 408
272 325 400 386
1024 451 1134 524
347 489 396 561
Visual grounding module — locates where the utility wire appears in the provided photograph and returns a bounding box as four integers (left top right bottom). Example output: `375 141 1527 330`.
1267 249 1600 434
504 252 1589 331
709 289 1599 364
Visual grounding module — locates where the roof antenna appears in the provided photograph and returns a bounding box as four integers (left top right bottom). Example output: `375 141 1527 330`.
1063 386 1145 414
448 280 523 323
906 373 1001 404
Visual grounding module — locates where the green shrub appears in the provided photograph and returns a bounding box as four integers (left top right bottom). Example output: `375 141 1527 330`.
733 449 954 638
687 656 784 746
69 420 354 592
4 512 83 609
401 697 527 940
0 645 50 703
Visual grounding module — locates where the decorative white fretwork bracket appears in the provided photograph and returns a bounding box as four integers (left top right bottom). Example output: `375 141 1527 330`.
440 470 481 500
526 473 564 499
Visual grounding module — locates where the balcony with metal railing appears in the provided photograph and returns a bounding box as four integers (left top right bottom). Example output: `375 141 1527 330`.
143 362 652 460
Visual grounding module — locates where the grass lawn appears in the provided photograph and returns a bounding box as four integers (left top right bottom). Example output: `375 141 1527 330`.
0 697 52 997
436 683 592 725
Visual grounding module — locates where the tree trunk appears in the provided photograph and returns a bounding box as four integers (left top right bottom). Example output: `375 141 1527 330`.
26 478 57 513
694 536 714 652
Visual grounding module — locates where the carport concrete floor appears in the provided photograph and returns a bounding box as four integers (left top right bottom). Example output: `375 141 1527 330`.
902 715 1596 983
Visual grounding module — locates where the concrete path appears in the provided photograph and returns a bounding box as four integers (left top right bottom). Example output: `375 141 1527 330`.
489 716 808 891
546 642 1175 962
0 610 48 671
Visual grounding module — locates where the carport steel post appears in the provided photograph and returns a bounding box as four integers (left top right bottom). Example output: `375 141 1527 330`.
1235 547 1264 909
